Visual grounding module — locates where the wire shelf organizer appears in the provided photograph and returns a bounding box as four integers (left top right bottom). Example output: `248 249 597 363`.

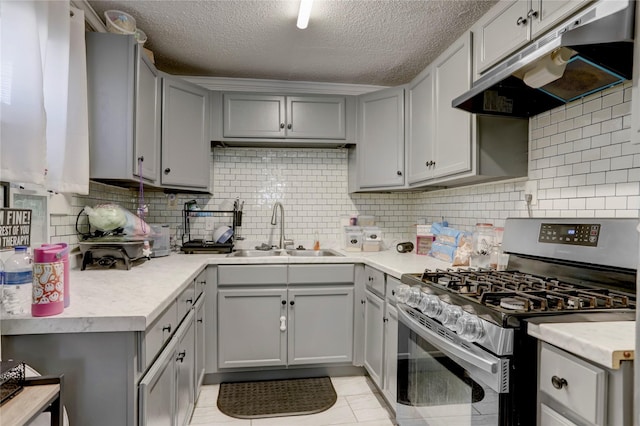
180 200 239 254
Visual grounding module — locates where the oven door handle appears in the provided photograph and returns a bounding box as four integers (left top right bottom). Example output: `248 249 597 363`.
397 306 499 375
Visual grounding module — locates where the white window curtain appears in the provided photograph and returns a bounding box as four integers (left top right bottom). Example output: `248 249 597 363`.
0 0 89 195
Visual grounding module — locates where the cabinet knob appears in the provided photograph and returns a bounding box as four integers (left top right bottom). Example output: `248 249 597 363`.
176 350 186 363
282 300 287 305
396 170 402 176
287 123 292 130
383 317 388 323
199 280 207 286
164 168 171 174
290 300 295 306
516 16 527 26
197 318 203 323
392 289 396 296
280 123 285 129
368 276 374 281
186 298 193 305
551 376 567 390
162 325 171 333
138 156 144 162
361 299 366 304
527 9 538 18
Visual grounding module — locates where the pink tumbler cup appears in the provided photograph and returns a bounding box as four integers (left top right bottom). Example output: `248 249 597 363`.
40 243 70 307
32 246 66 317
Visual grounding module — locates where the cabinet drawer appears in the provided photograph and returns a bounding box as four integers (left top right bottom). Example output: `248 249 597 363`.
177 280 196 322
364 266 385 297
218 265 287 285
540 403 579 426
385 276 401 304
195 269 207 300
539 343 606 425
289 264 354 284
144 301 178 369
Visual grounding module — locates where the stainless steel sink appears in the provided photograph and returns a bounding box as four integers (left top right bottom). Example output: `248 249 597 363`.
226 250 286 257
285 249 341 257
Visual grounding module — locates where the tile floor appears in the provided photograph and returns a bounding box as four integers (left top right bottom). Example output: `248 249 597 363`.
189 376 396 426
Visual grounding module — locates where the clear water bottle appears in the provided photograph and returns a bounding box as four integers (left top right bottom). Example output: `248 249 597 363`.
3 246 33 315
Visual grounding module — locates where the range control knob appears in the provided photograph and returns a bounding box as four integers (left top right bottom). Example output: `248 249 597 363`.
441 305 464 330
455 313 485 342
423 295 443 318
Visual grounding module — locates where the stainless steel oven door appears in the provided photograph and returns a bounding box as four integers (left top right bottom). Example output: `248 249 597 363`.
396 306 510 426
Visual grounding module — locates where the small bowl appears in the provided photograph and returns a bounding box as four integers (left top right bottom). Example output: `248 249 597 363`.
134 28 147 46
213 226 233 244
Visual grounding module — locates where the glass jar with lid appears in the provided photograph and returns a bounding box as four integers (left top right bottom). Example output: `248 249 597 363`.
470 223 494 268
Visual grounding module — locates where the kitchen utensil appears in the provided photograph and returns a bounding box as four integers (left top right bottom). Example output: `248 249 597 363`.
213 226 233 244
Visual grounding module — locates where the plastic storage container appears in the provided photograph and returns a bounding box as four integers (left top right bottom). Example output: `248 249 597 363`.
362 227 382 252
2 246 32 315
32 246 65 317
358 215 375 226
150 224 170 257
344 226 363 251
470 223 494 268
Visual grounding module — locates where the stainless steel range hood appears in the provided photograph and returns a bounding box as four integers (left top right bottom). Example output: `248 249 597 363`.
453 0 635 117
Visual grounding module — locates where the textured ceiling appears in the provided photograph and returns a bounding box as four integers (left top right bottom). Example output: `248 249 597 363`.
88 0 497 86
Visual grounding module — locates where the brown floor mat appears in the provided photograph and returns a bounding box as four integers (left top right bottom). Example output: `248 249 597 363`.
217 376 337 419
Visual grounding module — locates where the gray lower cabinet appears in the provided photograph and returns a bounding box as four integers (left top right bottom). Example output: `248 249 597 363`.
382 303 398 407
194 295 206 397
216 264 355 370
140 309 195 426
363 288 385 387
287 286 354 365
217 287 288 368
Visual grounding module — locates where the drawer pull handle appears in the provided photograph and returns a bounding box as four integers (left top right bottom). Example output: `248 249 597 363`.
162 325 171 333
186 298 193 305
551 376 567 389
199 280 207 285
361 299 366 304
197 318 203 323
176 351 186 363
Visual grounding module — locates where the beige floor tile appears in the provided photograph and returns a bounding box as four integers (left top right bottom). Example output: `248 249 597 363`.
337 420 396 426
330 376 376 397
352 406 393 423
345 394 386 411
189 406 250 425
251 403 357 426
195 384 220 407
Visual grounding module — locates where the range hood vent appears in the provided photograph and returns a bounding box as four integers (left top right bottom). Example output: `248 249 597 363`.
453 0 635 117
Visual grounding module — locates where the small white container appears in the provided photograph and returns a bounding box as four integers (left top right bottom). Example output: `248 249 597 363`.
363 227 382 241
344 226 363 251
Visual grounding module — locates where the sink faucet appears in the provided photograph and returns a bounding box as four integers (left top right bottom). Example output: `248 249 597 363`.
271 202 293 249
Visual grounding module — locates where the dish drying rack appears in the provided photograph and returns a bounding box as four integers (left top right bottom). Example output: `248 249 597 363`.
181 201 240 254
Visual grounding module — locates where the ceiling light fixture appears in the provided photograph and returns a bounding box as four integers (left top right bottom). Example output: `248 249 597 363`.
296 0 313 29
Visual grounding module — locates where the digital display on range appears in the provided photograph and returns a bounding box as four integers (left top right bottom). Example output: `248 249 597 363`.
538 223 600 246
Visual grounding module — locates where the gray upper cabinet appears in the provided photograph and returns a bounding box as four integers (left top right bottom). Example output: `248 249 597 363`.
222 93 346 140
474 0 589 76
407 32 472 187
406 66 434 185
356 87 405 189
86 32 161 185
161 76 210 190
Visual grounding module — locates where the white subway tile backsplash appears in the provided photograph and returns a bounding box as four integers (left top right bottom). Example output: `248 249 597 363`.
582 123 601 138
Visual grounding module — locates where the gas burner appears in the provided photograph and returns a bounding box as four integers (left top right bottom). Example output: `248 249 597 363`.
500 297 528 311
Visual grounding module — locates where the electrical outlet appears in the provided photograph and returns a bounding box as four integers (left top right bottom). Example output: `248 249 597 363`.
167 193 177 207
524 180 538 205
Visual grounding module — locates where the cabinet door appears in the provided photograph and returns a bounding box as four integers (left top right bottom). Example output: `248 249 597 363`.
139 336 177 426
218 288 287 368
382 303 398 408
364 289 385 387
433 33 472 179
357 87 405 188
134 50 160 182
540 404 579 426
287 286 354 365
530 0 589 37
475 0 530 73
194 297 205 396
223 93 286 138
364 265 385 298
161 77 210 189
406 67 435 184
286 96 346 139
175 314 195 426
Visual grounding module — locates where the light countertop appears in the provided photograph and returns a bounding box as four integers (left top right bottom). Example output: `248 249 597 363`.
0 249 450 336
528 321 635 369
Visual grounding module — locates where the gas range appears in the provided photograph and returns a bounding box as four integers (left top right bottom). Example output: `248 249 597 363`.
395 218 638 426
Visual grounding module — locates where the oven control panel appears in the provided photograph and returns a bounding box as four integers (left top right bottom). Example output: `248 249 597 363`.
538 223 600 246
